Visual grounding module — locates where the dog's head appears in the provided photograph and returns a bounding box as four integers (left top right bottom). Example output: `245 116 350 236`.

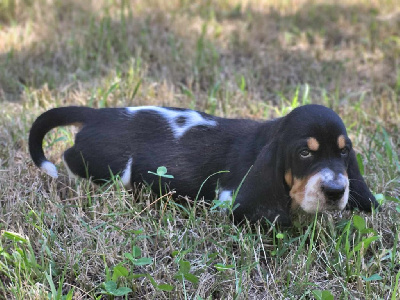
222 104 378 225
280 105 352 213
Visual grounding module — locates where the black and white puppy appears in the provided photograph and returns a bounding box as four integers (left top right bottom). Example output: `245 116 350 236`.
29 104 379 225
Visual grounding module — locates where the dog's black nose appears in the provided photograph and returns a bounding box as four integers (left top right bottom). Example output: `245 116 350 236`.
322 182 345 201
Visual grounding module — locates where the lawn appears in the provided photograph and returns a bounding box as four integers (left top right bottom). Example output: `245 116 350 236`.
0 0 399 299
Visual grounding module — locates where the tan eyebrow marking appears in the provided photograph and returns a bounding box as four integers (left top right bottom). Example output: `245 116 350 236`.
338 135 346 149
307 137 319 151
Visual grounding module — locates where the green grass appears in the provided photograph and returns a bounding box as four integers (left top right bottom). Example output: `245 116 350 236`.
0 0 399 299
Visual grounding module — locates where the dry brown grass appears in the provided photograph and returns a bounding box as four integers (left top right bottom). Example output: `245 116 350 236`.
1 0 399 299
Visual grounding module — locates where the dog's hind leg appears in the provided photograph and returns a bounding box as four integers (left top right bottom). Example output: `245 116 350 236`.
62 146 90 180
62 151 79 181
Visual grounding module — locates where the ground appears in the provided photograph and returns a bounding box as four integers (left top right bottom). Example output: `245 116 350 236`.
0 0 399 299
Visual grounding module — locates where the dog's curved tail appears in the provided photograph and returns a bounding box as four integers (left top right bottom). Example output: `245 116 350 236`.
29 106 96 178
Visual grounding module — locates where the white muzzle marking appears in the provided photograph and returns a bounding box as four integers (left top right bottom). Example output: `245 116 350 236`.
301 169 349 213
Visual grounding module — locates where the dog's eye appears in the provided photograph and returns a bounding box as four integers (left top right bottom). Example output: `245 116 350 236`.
341 148 349 156
300 149 312 158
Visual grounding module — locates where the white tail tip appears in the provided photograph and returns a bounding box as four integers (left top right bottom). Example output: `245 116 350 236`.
40 161 58 178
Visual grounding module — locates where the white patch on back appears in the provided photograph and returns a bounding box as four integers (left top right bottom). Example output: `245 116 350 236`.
121 158 133 189
302 169 349 213
126 106 217 139
40 161 58 178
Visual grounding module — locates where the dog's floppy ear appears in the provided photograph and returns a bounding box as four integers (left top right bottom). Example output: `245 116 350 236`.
233 141 292 226
347 149 379 211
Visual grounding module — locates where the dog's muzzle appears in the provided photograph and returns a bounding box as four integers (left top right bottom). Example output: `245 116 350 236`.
301 169 349 212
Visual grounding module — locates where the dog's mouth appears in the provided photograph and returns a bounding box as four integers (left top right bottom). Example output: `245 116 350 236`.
290 169 349 213
319 197 348 211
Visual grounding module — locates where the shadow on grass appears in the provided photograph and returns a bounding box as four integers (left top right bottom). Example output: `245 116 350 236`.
0 1 398 103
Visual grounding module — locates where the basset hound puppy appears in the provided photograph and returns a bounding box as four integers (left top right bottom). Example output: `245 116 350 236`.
29 104 379 225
